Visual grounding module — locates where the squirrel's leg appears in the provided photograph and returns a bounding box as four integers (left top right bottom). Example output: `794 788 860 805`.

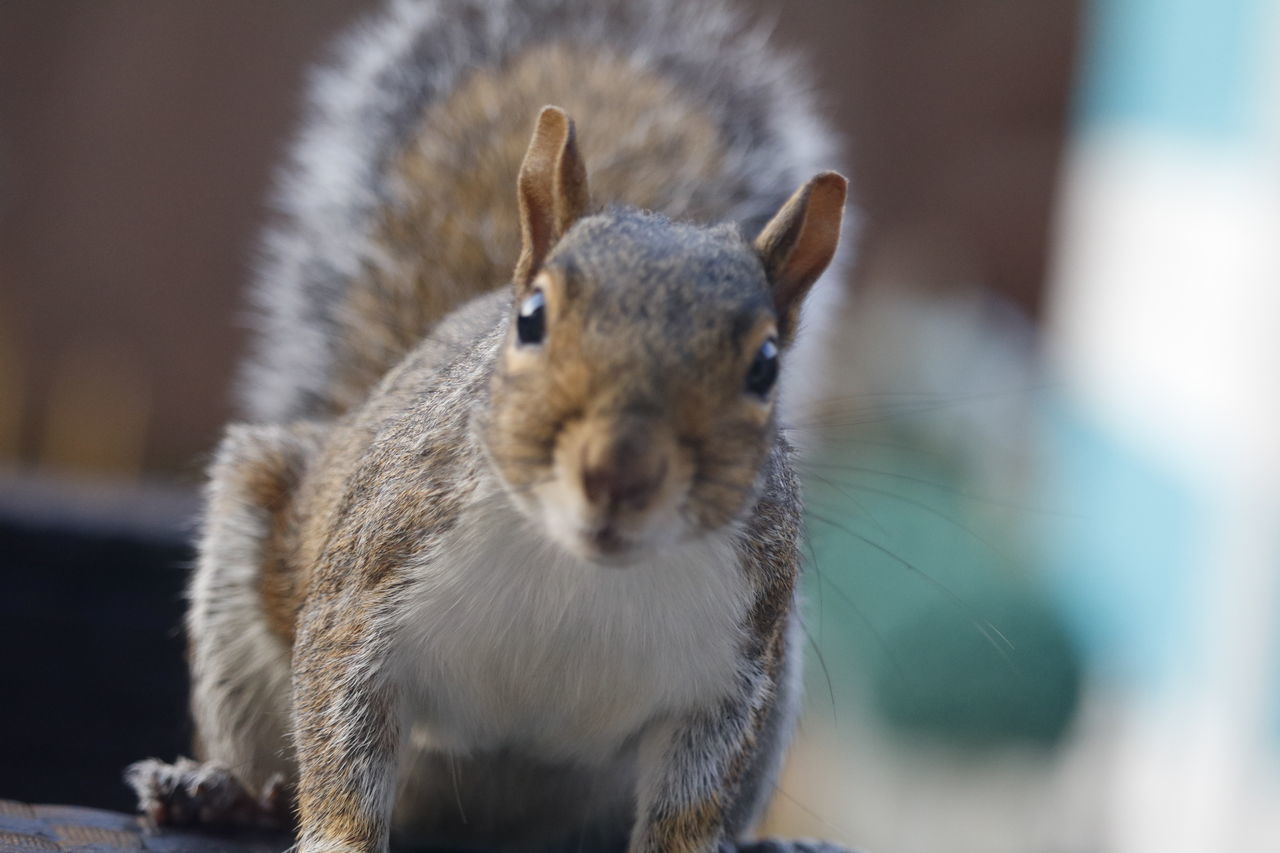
630 661 782 853
292 595 403 853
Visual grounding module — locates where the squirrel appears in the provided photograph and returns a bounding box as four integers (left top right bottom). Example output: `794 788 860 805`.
127 1 850 852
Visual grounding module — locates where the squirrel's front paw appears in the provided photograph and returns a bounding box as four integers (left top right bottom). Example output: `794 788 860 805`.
124 757 291 830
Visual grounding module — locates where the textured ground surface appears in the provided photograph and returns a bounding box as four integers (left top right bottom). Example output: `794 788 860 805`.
0 799 852 853
0 800 285 853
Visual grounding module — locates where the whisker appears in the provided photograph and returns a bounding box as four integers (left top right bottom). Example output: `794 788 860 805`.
806 510 1022 675
800 618 838 728
798 525 833 720
781 429 950 460
808 561 914 692
797 460 1080 518
788 383 1054 431
803 470 890 539
772 785 859 839
799 516 919 701
812 479 1009 565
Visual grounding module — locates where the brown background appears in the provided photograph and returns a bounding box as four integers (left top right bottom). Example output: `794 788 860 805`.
0 0 1079 480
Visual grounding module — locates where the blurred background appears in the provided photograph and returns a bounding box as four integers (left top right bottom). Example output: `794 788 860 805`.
1 2 1277 852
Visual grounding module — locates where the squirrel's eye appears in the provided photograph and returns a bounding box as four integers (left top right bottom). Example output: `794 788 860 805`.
745 337 779 397
517 288 546 345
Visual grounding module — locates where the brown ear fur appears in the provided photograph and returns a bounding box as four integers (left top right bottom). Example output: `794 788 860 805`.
514 105 590 287
754 171 847 343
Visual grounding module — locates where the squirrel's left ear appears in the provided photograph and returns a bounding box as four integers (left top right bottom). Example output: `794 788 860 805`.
514 105 590 287
754 171 847 344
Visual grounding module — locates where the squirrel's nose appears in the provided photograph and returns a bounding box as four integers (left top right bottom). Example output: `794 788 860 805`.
579 425 669 513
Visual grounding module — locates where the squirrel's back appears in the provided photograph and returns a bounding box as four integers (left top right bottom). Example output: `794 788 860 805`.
243 0 843 423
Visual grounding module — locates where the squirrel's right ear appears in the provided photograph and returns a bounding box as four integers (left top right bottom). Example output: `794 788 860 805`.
755 171 847 344
514 105 590 287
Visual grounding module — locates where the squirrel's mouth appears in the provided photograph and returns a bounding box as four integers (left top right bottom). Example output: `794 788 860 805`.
578 523 637 566
531 498 688 566
589 524 625 554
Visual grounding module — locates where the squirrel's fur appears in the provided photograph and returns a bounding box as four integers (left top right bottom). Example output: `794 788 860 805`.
128 2 851 852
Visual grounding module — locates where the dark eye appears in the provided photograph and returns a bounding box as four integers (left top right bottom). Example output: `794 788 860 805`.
745 337 779 397
517 288 546 345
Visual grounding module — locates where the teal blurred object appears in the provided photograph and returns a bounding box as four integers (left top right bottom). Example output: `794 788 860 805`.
1036 396 1202 688
801 427 1081 747
868 585 1081 746
1077 0 1264 140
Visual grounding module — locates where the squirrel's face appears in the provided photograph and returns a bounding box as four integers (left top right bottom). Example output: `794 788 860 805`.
484 213 782 563
481 106 845 564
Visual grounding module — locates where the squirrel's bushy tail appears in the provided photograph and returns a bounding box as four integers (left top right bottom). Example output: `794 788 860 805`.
240 0 848 424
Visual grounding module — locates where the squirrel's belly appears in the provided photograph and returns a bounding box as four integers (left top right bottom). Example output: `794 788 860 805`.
391 494 752 763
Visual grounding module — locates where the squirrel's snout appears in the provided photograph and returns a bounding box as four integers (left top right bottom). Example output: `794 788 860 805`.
579 427 669 513
539 415 688 560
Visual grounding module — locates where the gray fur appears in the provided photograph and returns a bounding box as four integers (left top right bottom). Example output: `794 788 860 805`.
241 0 841 424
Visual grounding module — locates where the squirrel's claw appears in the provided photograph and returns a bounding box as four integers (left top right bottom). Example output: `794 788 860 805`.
124 758 291 831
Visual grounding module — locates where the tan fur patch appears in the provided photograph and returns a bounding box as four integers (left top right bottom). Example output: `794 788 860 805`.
644 796 725 853
228 425 324 645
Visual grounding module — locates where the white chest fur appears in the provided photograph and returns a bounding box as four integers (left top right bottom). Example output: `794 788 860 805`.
392 492 752 764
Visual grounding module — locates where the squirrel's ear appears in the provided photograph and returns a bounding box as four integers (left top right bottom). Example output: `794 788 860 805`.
754 171 847 343
514 105 590 287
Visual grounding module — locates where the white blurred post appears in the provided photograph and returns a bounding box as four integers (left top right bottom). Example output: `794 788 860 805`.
1043 0 1280 850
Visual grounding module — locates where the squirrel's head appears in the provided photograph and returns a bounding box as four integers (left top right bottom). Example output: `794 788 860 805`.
483 106 846 564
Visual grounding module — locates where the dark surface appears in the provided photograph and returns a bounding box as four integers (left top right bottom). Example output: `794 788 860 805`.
0 799 854 853
0 800 286 853
0 507 194 812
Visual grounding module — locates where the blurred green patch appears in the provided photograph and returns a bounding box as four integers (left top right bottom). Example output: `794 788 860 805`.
800 424 1081 749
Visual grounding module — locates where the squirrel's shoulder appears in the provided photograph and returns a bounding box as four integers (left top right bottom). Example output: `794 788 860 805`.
239 0 843 425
